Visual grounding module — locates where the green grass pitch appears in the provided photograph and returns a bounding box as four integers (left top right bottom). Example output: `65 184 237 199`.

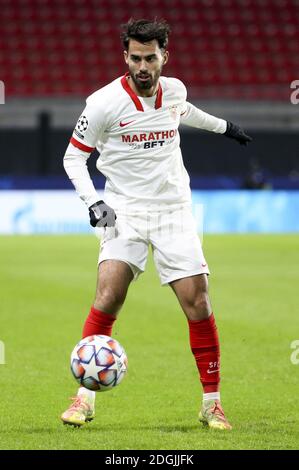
0 234 298 450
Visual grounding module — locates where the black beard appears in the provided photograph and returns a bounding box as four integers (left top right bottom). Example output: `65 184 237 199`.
134 76 153 90
130 69 161 92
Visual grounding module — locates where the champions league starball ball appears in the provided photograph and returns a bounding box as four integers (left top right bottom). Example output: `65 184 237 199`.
70 335 128 391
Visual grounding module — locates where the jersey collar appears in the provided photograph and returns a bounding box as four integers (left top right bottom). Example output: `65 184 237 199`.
121 72 163 111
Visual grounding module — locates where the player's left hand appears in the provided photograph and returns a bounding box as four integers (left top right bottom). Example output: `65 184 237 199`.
224 121 252 146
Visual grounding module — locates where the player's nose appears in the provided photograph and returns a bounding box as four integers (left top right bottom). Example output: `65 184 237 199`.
139 60 148 72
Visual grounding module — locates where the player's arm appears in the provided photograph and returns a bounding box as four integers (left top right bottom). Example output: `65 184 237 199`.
63 104 116 228
180 102 252 146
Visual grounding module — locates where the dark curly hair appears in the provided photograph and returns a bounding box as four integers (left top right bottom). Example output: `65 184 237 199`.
121 18 170 51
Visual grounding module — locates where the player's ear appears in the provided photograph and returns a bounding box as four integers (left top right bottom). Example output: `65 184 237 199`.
163 51 169 65
124 50 129 64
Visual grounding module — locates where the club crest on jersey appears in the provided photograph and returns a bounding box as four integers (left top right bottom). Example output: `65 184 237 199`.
169 105 178 121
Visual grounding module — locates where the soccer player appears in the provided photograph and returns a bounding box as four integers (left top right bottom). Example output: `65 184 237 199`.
61 19 252 430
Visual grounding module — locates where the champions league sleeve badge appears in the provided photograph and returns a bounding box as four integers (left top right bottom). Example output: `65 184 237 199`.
74 115 89 139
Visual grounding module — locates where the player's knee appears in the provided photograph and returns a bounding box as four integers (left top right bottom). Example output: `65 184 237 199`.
95 287 126 313
185 293 211 320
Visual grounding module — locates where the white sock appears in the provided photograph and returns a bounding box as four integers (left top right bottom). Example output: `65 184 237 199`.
203 392 220 402
78 387 96 404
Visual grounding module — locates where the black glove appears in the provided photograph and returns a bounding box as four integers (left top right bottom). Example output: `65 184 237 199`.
89 200 117 228
224 121 252 146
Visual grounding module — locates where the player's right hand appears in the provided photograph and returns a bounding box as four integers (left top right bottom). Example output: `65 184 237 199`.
89 200 117 228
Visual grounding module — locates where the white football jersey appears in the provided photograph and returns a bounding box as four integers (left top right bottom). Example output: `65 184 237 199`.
68 74 226 211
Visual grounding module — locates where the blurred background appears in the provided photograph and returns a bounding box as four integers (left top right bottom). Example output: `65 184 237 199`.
0 0 299 233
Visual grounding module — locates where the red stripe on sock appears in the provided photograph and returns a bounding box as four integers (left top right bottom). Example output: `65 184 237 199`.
82 306 116 339
188 313 220 393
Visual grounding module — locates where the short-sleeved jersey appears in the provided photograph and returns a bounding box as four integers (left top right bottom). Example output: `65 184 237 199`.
70 74 191 211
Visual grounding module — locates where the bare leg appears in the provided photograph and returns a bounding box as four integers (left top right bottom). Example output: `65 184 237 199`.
93 260 134 316
169 273 212 321
83 259 134 337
